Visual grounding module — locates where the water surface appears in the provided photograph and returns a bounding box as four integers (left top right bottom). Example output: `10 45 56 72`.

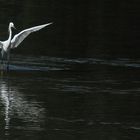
0 55 140 140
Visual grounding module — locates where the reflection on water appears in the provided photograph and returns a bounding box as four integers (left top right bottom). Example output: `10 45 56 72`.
1 81 10 134
0 54 140 140
0 76 46 138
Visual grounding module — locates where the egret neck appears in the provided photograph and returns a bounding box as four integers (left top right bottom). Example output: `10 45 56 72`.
7 23 12 49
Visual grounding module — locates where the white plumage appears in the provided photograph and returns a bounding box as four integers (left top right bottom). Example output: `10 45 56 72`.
0 22 52 70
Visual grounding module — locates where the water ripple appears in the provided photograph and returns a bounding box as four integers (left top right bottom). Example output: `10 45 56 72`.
10 55 140 72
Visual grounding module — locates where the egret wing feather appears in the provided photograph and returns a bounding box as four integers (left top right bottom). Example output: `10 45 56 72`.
0 41 3 49
11 23 52 48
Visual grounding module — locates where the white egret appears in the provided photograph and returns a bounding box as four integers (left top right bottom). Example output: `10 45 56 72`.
0 22 52 70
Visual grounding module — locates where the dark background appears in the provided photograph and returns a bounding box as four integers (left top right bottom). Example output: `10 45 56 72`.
0 1 140 140
0 0 140 58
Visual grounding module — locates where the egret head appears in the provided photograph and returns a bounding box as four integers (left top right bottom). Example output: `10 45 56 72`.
9 22 16 29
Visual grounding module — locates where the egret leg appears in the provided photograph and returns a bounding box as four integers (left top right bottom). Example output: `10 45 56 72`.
1 50 4 70
7 50 10 71
1 50 4 64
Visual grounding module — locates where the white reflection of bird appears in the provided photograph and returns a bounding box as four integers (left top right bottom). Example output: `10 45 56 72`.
0 22 52 70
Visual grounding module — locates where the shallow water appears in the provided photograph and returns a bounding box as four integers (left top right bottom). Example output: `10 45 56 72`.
0 55 140 140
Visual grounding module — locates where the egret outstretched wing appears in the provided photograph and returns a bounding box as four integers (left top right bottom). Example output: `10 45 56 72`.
0 41 3 49
10 22 52 48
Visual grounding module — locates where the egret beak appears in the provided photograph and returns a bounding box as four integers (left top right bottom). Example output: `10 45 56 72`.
13 25 16 29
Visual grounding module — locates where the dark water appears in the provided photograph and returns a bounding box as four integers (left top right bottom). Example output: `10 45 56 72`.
0 55 140 140
0 0 140 140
